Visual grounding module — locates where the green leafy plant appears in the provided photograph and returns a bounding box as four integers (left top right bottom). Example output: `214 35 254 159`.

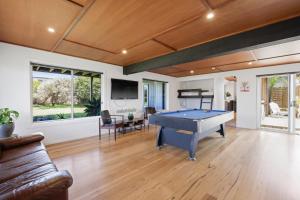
84 98 101 117
0 108 19 125
56 113 66 119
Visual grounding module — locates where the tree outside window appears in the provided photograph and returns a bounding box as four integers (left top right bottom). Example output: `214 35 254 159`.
32 64 101 122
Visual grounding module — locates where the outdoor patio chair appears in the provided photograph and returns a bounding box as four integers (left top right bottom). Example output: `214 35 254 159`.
269 102 288 117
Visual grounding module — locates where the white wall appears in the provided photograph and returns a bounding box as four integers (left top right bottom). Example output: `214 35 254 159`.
0 42 179 144
177 63 300 129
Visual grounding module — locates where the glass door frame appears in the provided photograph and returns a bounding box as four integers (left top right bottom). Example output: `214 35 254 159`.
143 83 149 108
258 72 299 134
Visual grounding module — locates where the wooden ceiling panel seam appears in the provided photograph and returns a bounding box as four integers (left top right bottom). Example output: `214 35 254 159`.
65 0 84 7
66 0 207 53
155 66 217 76
215 66 223 72
124 14 204 52
121 40 174 66
201 0 213 10
169 68 221 77
151 38 177 51
51 0 96 52
63 39 117 54
250 50 258 61
171 54 300 77
256 52 300 61
54 50 121 66
207 0 235 9
0 0 82 50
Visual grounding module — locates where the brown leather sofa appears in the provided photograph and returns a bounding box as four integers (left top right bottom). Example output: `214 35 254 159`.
0 133 73 200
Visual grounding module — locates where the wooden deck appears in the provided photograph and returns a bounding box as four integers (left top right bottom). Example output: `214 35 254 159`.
47 126 300 200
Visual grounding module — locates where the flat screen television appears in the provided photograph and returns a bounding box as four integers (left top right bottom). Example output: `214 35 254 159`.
111 78 138 99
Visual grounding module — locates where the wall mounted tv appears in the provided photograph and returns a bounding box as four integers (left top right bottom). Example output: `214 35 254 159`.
111 78 138 99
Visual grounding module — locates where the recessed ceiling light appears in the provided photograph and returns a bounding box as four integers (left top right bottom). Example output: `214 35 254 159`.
190 70 194 74
212 67 216 70
206 12 215 19
248 62 252 65
47 27 55 33
122 49 128 54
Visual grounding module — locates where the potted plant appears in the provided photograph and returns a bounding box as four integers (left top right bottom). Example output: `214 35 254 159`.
128 112 134 121
225 92 231 101
0 108 19 138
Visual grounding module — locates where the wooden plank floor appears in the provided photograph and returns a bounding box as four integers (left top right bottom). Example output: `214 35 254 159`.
47 127 300 200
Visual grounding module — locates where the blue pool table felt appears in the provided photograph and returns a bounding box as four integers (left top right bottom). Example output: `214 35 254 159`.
159 109 227 120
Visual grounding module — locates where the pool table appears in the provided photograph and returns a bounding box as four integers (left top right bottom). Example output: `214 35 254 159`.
149 109 234 160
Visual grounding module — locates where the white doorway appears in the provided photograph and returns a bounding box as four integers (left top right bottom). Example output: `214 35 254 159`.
224 76 237 127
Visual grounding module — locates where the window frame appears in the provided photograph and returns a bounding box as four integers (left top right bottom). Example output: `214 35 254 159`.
30 62 103 123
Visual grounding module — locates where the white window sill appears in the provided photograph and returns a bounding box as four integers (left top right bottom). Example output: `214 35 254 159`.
31 116 99 128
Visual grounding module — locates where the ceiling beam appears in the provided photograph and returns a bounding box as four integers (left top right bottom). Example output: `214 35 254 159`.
124 16 300 75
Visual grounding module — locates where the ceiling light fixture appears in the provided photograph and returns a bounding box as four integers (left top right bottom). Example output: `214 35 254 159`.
122 49 128 54
206 12 215 19
47 27 55 33
248 62 252 65
190 70 194 74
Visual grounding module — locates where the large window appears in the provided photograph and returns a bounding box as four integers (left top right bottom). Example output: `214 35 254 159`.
143 79 166 110
32 63 101 122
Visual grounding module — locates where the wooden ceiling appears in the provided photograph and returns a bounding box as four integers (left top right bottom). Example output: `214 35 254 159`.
0 0 300 76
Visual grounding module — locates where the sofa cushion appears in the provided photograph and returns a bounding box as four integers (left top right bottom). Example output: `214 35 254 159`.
0 142 45 163
0 163 58 196
0 150 53 183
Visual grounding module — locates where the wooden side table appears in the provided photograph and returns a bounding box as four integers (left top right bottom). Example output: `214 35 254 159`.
124 118 145 132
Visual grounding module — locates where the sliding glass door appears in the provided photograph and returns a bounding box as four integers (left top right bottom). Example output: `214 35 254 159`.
260 73 300 134
260 75 289 130
143 79 166 111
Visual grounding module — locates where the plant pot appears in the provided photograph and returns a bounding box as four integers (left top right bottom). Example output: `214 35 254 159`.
0 123 15 138
128 115 134 121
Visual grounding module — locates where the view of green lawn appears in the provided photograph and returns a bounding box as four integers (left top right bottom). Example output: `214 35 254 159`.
33 104 85 116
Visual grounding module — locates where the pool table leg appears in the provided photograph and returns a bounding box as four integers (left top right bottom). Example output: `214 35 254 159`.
217 124 225 137
156 127 164 149
188 132 198 161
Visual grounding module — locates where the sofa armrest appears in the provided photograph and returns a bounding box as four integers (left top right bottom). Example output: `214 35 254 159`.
1 170 73 200
0 132 44 150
